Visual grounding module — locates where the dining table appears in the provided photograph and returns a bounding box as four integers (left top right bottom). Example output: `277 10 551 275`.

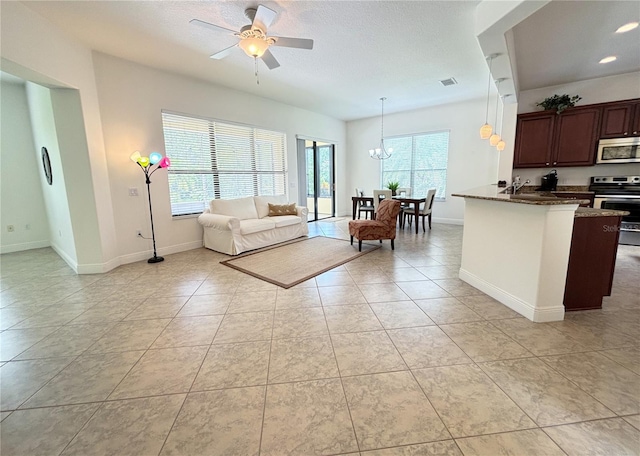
393 196 427 234
351 195 426 234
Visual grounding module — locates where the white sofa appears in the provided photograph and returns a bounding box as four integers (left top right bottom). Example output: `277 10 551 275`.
198 195 309 255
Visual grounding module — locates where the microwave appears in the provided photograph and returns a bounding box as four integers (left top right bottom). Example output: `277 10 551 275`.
596 137 640 164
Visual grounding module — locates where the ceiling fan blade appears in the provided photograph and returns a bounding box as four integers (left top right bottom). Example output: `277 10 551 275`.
252 5 277 32
210 44 238 60
190 19 237 35
261 49 280 70
271 36 314 50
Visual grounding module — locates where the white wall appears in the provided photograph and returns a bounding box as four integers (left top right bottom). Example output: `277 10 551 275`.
514 72 640 185
346 97 502 224
1 1 119 269
92 53 347 262
25 83 77 263
0 81 50 253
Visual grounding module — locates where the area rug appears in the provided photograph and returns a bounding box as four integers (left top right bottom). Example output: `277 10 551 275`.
220 236 380 288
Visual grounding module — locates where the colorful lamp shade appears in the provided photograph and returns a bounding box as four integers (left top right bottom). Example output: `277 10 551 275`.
149 152 162 165
158 157 171 168
129 151 142 163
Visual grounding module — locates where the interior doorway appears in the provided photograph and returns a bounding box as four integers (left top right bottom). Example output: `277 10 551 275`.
297 139 335 221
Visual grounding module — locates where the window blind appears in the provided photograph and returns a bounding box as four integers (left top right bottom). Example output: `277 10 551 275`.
381 131 449 200
161 111 287 216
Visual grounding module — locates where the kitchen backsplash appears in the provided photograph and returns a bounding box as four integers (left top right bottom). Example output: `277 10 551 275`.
513 163 639 186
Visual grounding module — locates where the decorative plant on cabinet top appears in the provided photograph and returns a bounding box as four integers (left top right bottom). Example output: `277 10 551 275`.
537 94 582 114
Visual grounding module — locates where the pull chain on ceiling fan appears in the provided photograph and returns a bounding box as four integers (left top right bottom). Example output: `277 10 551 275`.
191 4 314 83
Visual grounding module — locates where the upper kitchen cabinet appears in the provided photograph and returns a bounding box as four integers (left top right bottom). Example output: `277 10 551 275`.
514 107 600 168
600 100 640 138
514 112 555 167
553 107 601 166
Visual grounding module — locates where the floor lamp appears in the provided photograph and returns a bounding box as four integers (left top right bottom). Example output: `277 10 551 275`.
130 151 171 263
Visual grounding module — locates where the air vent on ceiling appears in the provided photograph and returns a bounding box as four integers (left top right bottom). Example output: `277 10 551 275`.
440 77 458 87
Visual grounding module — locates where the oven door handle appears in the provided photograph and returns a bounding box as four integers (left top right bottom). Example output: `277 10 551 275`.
594 195 640 199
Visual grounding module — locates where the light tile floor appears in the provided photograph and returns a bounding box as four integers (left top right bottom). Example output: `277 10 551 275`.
1 220 639 456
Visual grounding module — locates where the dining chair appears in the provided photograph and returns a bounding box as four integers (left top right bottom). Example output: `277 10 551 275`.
403 188 436 232
372 189 392 219
355 188 374 219
397 187 411 198
396 187 412 211
349 199 402 251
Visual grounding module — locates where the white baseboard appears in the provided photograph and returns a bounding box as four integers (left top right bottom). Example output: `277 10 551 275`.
4 239 207 274
432 217 463 225
117 240 204 267
459 268 565 322
0 240 50 254
50 243 79 273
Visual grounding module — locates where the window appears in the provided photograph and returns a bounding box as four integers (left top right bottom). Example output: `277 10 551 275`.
161 111 287 216
381 131 449 200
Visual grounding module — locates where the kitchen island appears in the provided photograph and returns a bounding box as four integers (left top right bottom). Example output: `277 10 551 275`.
452 186 627 322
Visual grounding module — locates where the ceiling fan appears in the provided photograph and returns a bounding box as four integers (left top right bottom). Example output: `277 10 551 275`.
190 4 314 70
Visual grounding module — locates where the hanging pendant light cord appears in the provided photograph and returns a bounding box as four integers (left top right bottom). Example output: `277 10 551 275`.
484 57 493 123
255 57 260 85
493 78 501 127
380 97 386 145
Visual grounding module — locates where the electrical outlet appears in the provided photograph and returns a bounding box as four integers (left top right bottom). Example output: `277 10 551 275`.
129 187 139 197
7 225 14 232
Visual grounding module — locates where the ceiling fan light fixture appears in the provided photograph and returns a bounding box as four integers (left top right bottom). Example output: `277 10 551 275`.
239 37 269 58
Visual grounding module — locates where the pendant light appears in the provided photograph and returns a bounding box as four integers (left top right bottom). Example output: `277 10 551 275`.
480 54 499 139
496 94 510 152
369 97 393 160
489 78 506 146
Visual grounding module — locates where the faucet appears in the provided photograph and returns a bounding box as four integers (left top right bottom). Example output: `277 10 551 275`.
511 176 531 194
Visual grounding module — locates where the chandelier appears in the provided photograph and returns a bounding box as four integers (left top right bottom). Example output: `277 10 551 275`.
369 97 393 160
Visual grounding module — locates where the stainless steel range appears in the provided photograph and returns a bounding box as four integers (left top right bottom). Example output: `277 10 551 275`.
590 175 640 246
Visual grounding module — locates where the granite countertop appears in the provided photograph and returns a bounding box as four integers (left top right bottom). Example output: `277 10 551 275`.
574 208 630 218
452 185 591 206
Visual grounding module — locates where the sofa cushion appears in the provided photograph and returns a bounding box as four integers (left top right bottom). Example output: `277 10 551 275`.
210 196 258 220
239 218 276 235
268 203 297 216
262 215 302 228
254 195 288 219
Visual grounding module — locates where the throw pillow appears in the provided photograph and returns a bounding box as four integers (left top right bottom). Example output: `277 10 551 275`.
268 203 297 216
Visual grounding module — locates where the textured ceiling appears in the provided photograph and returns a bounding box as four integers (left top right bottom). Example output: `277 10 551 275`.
513 1 640 91
22 0 486 121
18 1 640 121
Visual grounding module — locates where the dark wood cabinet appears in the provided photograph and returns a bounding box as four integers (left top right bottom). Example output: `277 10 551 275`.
514 107 599 168
564 215 622 311
513 113 555 167
553 107 600 166
633 103 640 136
600 101 640 137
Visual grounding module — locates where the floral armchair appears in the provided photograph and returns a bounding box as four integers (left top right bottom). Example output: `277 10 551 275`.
348 199 401 251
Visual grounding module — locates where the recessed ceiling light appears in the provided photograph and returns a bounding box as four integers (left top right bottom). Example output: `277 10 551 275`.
599 56 617 64
616 22 639 33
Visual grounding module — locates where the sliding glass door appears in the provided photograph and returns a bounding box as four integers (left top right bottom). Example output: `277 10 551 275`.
298 139 335 221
